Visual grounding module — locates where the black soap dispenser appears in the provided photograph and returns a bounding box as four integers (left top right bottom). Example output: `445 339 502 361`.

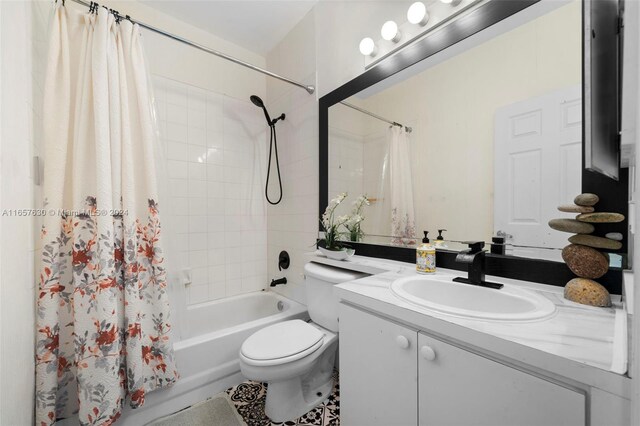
435 229 447 249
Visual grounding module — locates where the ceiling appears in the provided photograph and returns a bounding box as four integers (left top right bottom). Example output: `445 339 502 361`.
140 0 318 56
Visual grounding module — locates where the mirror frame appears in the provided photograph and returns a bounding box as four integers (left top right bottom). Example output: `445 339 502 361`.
318 0 625 293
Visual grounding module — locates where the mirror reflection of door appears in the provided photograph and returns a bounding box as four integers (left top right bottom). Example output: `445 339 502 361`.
494 86 582 261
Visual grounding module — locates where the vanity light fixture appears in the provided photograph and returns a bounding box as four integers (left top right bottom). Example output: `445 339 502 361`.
440 0 462 5
359 37 377 57
407 2 429 26
381 20 402 43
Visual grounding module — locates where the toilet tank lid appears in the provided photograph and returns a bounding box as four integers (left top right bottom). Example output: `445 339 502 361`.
304 262 367 284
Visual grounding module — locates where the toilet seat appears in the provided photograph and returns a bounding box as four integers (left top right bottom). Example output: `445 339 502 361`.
240 320 325 367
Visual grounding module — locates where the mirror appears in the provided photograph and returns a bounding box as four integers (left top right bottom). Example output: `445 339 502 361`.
323 0 625 264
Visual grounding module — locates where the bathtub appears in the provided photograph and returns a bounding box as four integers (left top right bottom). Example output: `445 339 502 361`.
119 290 308 425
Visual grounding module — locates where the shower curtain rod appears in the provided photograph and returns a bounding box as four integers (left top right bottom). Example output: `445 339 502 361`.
339 101 412 133
64 0 316 95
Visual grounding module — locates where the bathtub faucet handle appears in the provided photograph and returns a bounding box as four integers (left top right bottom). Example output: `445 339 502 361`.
278 251 290 271
270 277 287 287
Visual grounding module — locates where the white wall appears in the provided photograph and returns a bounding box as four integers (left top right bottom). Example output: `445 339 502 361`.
628 0 640 421
266 9 318 304
315 0 411 97
0 0 49 423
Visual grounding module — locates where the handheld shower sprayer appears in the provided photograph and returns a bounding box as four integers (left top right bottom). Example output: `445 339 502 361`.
250 95 285 126
250 95 285 205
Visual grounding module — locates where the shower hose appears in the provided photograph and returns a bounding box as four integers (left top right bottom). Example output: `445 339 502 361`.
266 124 283 205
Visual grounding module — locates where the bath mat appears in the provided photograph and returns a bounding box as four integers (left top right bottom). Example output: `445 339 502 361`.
225 370 340 426
147 393 247 426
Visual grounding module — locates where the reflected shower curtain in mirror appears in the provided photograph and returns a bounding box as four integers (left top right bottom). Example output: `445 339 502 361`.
36 6 178 425
389 127 416 245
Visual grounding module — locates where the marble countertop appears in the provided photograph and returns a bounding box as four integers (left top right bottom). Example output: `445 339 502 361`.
305 252 631 397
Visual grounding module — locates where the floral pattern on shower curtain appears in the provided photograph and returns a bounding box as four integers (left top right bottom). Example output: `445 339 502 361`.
36 6 178 425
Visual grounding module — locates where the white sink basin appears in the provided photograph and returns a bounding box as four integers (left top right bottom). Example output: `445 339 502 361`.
391 275 556 321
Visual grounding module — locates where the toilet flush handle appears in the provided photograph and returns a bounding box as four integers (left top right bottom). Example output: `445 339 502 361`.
396 335 410 349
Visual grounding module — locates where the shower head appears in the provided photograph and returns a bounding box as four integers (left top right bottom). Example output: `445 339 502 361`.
250 95 265 108
250 95 272 125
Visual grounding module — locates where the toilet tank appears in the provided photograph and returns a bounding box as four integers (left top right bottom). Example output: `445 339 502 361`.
304 262 367 332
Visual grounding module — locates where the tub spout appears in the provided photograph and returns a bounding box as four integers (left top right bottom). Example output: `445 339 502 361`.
270 277 287 287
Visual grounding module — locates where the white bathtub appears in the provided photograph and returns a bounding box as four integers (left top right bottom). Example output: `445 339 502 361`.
119 291 308 425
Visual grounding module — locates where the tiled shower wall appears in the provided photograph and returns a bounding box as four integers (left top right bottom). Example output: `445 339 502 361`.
265 8 319 304
153 76 268 305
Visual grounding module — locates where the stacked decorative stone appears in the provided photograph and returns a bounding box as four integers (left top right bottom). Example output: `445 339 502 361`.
548 193 624 307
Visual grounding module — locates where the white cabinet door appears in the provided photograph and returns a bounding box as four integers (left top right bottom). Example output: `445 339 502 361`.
418 333 585 426
339 303 418 426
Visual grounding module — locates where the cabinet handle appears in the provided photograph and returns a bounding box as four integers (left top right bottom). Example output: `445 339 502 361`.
421 345 436 361
396 335 410 349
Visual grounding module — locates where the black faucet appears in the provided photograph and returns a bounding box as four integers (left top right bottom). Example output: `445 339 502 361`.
453 241 503 290
270 277 287 287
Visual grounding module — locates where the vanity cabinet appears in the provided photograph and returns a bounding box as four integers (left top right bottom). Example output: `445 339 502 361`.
418 332 584 426
339 302 417 426
339 303 586 426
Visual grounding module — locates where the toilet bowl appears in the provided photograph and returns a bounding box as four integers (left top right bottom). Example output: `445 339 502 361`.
239 262 367 422
240 320 337 422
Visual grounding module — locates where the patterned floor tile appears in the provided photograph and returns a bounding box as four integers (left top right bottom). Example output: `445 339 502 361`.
225 371 340 426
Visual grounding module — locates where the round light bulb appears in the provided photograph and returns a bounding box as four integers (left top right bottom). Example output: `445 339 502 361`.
381 20 401 43
407 2 429 26
359 37 377 56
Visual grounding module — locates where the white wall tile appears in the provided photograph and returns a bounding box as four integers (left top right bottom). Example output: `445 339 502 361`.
188 197 207 215
191 266 208 285
226 279 243 297
171 197 189 216
168 160 188 179
208 281 226 300
188 215 207 233
188 162 206 180
188 127 206 146
167 141 188 161
189 233 207 251
169 178 188 197
188 284 209 304
208 248 226 265
208 232 226 249
166 103 188 125
156 76 269 305
167 122 188 143
189 250 208 268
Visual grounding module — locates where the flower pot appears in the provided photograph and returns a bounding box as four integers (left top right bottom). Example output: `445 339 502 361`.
319 247 355 261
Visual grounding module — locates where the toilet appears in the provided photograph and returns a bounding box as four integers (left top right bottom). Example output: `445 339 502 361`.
239 262 366 422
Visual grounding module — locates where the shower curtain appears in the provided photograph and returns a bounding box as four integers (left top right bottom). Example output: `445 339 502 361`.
388 126 416 245
36 5 178 425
